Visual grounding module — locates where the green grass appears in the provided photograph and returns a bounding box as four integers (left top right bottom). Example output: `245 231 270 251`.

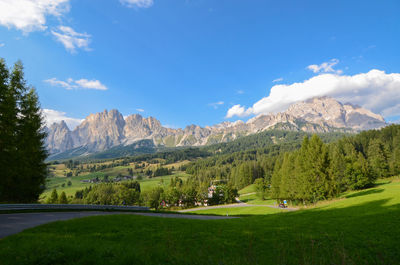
41 172 190 201
1 177 400 264
138 172 190 192
238 184 256 195
186 206 283 215
41 172 105 200
239 193 275 205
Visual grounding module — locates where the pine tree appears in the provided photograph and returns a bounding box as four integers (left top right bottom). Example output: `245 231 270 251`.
59 191 68 204
278 152 297 202
329 143 346 195
391 134 400 176
367 138 389 179
270 155 283 200
0 59 19 202
0 59 48 202
48 189 58 204
17 88 48 201
0 58 10 201
301 135 330 203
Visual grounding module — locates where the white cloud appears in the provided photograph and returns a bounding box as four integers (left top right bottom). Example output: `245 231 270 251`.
45 77 73 89
51 26 91 53
136 108 144 112
44 77 108 90
236 90 244 94
0 0 69 33
226 69 400 119
120 0 154 8
75 79 107 90
42 109 83 129
226 104 250 118
272 77 283 83
307 59 343 75
0 43 4 47
209 101 224 109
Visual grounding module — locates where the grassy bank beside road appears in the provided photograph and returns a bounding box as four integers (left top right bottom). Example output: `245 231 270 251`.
1 178 399 264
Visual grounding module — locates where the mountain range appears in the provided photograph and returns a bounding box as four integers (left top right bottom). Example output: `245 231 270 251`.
45 96 387 159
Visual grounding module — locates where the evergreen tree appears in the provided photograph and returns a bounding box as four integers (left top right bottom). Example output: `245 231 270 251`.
345 152 373 190
0 59 19 202
391 134 400 176
254 178 267 200
328 143 346 194
59 191 68 204
367 138 389 179
270 155 283 200
17 88 48 201
0 59 48 202
0 58 10 201
277 152 297 201
48 189 58 204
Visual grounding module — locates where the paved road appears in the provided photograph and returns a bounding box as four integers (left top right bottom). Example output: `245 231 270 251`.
179 200 298 212
0 211 237 239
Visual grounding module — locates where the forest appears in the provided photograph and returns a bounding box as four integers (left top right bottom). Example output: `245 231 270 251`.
186 124 400 205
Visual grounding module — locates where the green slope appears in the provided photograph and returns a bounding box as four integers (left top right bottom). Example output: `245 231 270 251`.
1 178 399 264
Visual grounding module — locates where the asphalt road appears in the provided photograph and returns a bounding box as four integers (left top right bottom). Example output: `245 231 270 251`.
0 211 237 239
179 199 298 212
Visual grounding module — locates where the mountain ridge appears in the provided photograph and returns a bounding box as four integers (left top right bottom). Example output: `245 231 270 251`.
45 96 387 158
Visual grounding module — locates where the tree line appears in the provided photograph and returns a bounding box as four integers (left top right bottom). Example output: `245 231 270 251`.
51 176 237 209
0 59 47 203
185 124 400 205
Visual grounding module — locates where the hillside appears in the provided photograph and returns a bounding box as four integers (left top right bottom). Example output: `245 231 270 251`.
45 97 386 158
1 178 399 264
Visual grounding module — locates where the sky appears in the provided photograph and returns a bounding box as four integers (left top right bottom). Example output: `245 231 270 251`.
0 0 399 129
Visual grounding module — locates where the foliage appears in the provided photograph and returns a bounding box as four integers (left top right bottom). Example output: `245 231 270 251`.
74 181 141 206
0 58 47 202
186 124 400 205
58 191 68 204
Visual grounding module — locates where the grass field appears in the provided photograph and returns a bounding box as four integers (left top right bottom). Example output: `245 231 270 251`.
40 172 190 201
186 205 283 215
1 177 399 264
238 193 275 205
238 184 256 195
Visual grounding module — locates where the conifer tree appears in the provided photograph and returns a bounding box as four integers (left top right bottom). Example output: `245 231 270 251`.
270 155 283 200
0 59 47 202
48 189 58 204
297 135 330 203
391 134 400 176
0 58 10 201
0 59 19 202
59 191 68 204
17 88 48 201
367 138 389 179
328 143 346 194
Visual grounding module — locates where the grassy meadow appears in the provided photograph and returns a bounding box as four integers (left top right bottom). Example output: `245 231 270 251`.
1 177 399 264
41 171 190 201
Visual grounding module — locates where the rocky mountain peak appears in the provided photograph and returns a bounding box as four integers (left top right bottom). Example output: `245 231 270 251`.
286 96 386 130
45 97 387 158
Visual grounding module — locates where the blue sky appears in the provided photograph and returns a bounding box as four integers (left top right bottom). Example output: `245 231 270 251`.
0 0 399 129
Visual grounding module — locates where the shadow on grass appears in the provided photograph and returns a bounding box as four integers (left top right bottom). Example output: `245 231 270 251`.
373 181 392 187
1 198 400 264
345 188 384 198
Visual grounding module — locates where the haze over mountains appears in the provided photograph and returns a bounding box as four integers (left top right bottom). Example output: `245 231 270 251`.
45 97 387 158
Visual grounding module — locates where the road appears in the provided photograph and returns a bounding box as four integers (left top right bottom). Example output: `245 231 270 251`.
179 198 298 212
0 211 237 239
